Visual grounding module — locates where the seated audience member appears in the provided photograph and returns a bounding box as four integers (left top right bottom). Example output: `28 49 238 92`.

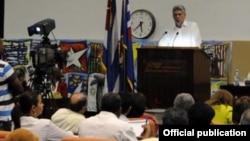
51 92 87 134
4 128 39 141
119 92 133 121
188 102 215 125
232 96 250 124
49 67 68 98
127 92 158 136
12 91 74 141
173 93 195 111
239 108 250 125
205 89 234 124
162 107 189 125
78 92 151 141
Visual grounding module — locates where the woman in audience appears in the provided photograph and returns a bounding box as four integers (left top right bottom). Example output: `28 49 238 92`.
233 96 250 124
205 89 234 124
12 90 75 141
127 92 158 136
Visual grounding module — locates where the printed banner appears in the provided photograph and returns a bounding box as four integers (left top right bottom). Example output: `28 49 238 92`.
60 41 88 73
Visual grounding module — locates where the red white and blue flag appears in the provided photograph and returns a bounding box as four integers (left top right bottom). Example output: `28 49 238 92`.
119 0 135 92
103 0 120 92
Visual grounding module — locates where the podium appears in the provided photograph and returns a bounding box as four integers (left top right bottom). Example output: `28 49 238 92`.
137 47 211 108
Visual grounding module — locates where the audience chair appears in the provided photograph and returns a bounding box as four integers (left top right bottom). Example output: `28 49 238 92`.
0 131 10 141
3 128 39 141
61 137 116 141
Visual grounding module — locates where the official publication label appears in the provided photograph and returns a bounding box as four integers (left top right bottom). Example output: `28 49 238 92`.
159 125 249 140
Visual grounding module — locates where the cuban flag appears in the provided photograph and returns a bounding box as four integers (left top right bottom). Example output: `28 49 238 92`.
103 0 120 93
119 0 135 92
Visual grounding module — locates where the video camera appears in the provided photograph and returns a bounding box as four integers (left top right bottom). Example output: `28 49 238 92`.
28 18 66 86
27 18 55 37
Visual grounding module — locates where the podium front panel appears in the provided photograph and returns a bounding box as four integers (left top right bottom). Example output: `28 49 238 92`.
137 47 210 108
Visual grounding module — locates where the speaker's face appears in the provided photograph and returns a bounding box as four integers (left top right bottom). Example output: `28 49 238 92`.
173 10 186 27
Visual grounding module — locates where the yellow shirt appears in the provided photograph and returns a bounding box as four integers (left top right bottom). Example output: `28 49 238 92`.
211 104 233 124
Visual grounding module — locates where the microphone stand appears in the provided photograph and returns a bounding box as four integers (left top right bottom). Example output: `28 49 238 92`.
172 32 179 47
157 31 168 46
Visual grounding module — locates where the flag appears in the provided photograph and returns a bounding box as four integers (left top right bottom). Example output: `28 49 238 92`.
103 0 120 92
119 0 135 92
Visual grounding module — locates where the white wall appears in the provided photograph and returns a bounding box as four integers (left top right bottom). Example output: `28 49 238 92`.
4 0 250 41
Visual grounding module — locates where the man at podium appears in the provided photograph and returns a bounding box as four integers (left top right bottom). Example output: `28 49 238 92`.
158 5 202 48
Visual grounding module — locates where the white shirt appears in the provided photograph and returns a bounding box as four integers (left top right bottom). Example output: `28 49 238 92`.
119 114 130 122
51 108 85 134
21 116 74 141
158 20 202 48
78 111 137 141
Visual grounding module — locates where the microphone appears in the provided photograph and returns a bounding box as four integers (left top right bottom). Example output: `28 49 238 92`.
157 31 168 46
172 32 179 47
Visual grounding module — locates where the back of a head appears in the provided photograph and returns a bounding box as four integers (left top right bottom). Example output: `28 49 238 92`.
12 91 40 129
173 93 195 111
205 89 233 106
19 91 39 114
239 108 250 125
101 93 121 114
119 92 133 114
4 128 39 141
13 66 26 82
188 102 215 125
69 92 87 113
233 96 250 124
127 92 146 117
162 107 189 125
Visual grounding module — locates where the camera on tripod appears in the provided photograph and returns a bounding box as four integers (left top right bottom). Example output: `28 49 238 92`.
27 18 66 93
28 18 55 37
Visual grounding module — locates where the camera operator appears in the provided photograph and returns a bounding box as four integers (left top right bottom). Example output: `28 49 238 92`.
0 38 24 131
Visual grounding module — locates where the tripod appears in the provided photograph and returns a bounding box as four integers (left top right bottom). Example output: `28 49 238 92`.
28 70 58 119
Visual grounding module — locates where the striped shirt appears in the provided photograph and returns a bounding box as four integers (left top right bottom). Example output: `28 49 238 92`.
0 60 15 121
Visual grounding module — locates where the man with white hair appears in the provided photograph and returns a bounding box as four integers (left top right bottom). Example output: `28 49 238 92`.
173 92 195 111
158 4 202 48
239 109 250 125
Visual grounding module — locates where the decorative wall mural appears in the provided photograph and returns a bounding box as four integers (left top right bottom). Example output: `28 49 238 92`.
60 41 88 73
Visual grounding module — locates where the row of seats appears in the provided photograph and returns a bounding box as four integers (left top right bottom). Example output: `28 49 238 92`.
0 131 116 141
